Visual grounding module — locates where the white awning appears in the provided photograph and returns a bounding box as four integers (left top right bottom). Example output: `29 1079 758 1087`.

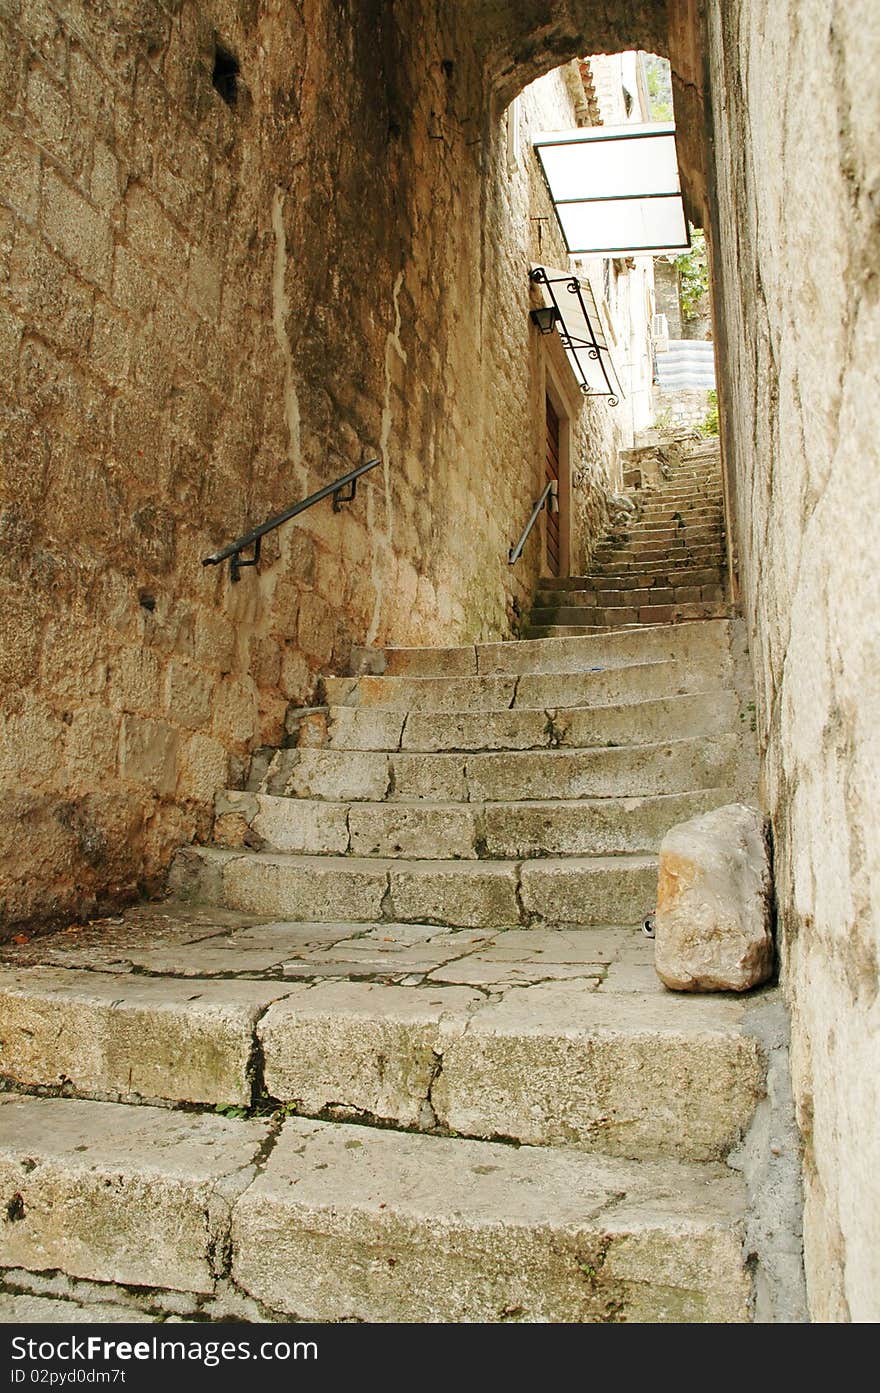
534 124 689 256
531 264 624 402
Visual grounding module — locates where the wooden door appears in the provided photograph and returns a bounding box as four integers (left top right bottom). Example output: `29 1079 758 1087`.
545 395 560 576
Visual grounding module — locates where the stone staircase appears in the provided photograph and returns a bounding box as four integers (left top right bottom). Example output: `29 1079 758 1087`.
0 443 774 1324
528 438 727 637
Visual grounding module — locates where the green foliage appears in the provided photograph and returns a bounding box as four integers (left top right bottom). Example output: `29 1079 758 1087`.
675 227 709 320
643 54 673 122
698 389 719 438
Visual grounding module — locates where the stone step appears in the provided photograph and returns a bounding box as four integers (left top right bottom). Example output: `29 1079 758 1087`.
257 733 738 803
0 929 768 1164
170 846 659 927
323 659 726 715
524 624 725 641
593 547 723 569
594 536 723 557
353 619 732 679
536 585 725 610
618 524 723 542
635 502 723 516
539 568 724 592
530 602 729 629
542 572 725 598
216 787 733 859
0 915 765 1157
321 688 739 751
0 1096 751 1321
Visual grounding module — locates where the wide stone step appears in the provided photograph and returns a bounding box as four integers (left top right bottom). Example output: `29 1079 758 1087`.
536 585 725 611
639 497 721 509
541 572 725 598
594 539 723 560
0 1096 751 1321
216 787 732 859
322 689 739 751
618 526 723 545
525 621 724 640
170 847 659 927
592 548 723 570
539 567 725 590
324 659 726 714
348 620 731 680
0 930 769 1163
530 602 728 629
257 734 738 803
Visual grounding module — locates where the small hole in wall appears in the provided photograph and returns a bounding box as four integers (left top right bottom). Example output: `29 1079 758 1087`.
212 43 240 106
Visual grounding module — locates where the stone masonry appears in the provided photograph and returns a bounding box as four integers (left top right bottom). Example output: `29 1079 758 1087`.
0 0 876 1326
0 2 625 934
0 442 802 1322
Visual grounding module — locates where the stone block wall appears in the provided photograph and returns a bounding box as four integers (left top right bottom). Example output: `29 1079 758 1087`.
705 0 880 1322
652 386 715 432
0 1 620 930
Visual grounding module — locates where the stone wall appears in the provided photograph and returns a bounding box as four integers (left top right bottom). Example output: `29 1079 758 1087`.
654 258 683 337
705 0 880 1322
652 386 715 432
0 1 622 932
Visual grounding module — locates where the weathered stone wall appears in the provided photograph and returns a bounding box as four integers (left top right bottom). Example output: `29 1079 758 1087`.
654 257 683 337
0 1 625 931
653 386 715 432
704 0 880 1322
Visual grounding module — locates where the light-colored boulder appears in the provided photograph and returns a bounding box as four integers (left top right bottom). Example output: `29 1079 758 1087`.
654 803 773 992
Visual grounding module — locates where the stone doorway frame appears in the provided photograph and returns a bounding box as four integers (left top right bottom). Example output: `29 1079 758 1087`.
541 334 581 579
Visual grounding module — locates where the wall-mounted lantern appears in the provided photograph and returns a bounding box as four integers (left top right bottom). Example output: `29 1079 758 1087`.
530 305 560 335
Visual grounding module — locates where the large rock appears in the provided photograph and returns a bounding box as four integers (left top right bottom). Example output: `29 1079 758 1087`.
654 804 773 992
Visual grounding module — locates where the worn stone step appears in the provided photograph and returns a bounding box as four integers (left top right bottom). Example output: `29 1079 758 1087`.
592 548 723 570
534 585 725 612
0 932 768 1163
543 572 725 598
594 539 723 560
258 733 738 803
531 602 728 629
0 1095 268 1296
0 1096 750 1321
540 567 725 590
352 620 732 680
323 659 726 716
233 1119 751 1321
233 1121 749 1320
647 497 721 509
170 847 659 927
216 787 732 859
618 526 723 545
635 506 723 520
321 689 738 751
583 571 724 589
525 620 726 640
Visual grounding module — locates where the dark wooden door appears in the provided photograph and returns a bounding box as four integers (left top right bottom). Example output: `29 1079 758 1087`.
545 395 560 576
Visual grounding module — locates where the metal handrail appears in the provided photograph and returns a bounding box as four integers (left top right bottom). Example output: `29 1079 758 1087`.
202 457 381 581
508 480 558 564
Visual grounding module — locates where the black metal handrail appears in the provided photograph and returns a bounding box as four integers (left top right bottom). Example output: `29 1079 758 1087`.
202 457 381 581
508 480 557 564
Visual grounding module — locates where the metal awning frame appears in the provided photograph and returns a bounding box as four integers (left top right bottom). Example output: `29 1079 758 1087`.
534 125 692 257
530 265 623 405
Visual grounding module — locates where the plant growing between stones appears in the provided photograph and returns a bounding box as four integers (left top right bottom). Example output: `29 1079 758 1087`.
675 228 709 320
